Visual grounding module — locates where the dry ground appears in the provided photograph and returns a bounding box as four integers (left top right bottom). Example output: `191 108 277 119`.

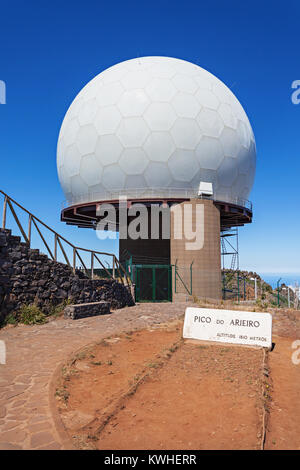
0 302 299 450
56 320 270 450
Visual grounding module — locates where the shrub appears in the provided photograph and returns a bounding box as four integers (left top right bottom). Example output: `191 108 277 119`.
47 298 71 318
4 313 18 325
19 304 47 325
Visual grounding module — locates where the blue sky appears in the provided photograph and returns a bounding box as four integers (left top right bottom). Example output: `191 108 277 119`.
0 0 299 277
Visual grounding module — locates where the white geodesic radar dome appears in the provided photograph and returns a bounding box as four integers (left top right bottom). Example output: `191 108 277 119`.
57 56 256 206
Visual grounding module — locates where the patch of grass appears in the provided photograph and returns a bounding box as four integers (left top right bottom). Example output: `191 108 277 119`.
48 299 72 318
255 299 269 311
19 304 47 325
55 387 70 402
146 362 160 369
4 313 18 325
75 351 87 361
61 366 78 381
106 360 113 366
91 361 102 366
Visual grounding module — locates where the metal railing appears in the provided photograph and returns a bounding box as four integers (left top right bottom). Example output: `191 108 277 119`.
0 190 131 285
62 188 253 212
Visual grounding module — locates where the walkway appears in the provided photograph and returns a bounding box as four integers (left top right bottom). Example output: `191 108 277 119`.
0 303 190 450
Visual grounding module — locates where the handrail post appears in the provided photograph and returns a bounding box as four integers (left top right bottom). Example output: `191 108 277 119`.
73 248 76 273
190 261 194 296
54 234 57 261
2 195 7 229
91 251 94 279
112 255 115 279
28 215 32 247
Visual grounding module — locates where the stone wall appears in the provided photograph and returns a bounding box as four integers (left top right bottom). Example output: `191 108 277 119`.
64 301 111 320
0 228 134 324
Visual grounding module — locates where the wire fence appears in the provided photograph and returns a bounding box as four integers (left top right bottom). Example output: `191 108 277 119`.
222 270 300 309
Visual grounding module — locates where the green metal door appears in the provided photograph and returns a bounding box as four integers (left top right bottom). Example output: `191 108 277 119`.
134 264 172 302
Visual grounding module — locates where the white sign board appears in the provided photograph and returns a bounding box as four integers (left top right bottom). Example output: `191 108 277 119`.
183 307 272 348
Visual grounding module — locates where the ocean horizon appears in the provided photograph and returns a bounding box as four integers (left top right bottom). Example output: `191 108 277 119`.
257 273 300 288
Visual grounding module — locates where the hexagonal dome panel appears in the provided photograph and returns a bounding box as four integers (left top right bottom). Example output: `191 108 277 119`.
143 132 175 162
94 106 121 135
76 124 98 155
145 78 177 102
117 90 150 117
218 103 238 130
71 174 89 196
236 119 251 150
95 135 123 166
119 148 149 175
63 118 80 147
121 70 152 90
102 164 126 190
171 118 201 150
56 138 66 169
80 154 103 186
144 162 172 188
116 117 149 147
172 74 198 94
150 63 176 79
57 56 256 205
197 108 224 138
144 102 176 131
78 99 98 126
194 75 212 90
237 146 251 175
168 149 199 182
63 144 82 177
231 174 250 200
125 174 147 189
95 82 124 107
195 89 219 110
217 157 238 187
220 127 240 158
58 165 71 194
195 136 224 170
172 92 202 118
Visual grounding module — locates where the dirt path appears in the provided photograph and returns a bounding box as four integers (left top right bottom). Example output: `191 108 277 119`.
0 303 190 450
265 335 300 450
0 302 299 450
57 323 266 450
